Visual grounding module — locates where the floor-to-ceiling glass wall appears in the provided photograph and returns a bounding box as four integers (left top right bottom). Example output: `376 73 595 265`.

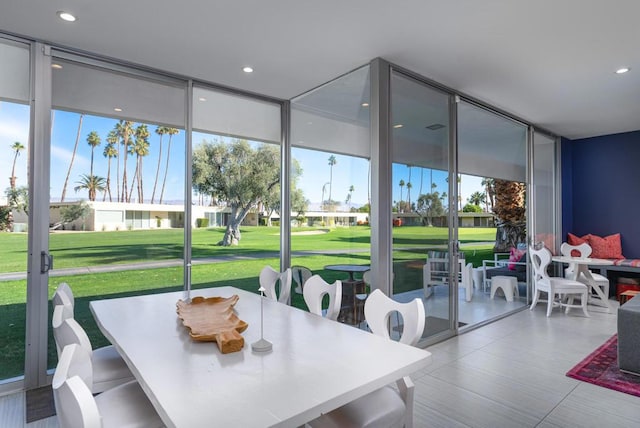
457 100 529 326
48 53 187 371
531 130 558 255
290 65 371 321
190 86 282 298
0 37 31 383
389 70 456 340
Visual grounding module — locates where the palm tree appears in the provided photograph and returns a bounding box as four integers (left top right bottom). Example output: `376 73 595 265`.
346 185 355 208
327 155 337 204
468 191 485 206
86 131 101 179
74 174 106 202
128 124 150 203
106 130 120 201
9 141 25 189
102 142 117 202
481 177 495 212
406 182 412 211
398 179 405 211
159 128 179 204
151 126 167 203
61 114 84 202
116 120 134 202
419 167 424 196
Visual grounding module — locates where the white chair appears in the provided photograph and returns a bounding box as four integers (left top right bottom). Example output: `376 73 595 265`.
423 256 473 302
309 289 425 428
560 242 610 298
52 307 134 393
529 246 590 317
52 282 75 312
259 265 293 304
291 265 313 295
53 343 164 428
303 275 342 321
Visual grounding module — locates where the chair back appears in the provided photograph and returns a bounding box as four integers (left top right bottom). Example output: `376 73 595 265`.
303 275 342 321
529 245 552 282
53 315 94 361
364 289 425 346
52 343 100 428
53 282 75 309
560 242 592 258
291 266 313 294
52 304 75 356
259 265 292 304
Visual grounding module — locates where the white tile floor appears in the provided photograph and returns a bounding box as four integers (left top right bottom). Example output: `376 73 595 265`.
1 299 638 427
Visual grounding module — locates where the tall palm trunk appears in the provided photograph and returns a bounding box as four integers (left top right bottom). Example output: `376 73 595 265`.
151 132 164 203
60 114 84 202
104 158 112 202
159 133 174 204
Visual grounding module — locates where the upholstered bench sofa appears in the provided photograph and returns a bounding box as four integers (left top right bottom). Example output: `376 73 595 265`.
618 293 640 375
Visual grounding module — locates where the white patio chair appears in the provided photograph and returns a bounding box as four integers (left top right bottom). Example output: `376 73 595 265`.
52 307 134 393
259 265 293 304
423 256 473 302
303 274 342 321
560 242 610 298
53 343 164 428
529 246 589 317
309 289 425 428
291 265 313 295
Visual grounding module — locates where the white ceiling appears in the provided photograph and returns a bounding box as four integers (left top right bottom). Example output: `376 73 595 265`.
1 0 638 140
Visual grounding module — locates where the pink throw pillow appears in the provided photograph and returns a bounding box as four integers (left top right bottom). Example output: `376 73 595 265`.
508 247 526 270
588 233 624 259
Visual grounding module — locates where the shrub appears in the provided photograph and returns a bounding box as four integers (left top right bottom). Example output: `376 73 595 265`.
196 218 209 228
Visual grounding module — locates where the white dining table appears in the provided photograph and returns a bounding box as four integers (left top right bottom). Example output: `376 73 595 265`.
90 286 431 428
551 256 614 313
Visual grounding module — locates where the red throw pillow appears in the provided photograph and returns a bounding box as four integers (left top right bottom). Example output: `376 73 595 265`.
567 233 589 256
508 247 526 270
588 233 624 259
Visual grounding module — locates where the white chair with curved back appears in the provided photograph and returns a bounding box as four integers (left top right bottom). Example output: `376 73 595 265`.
53 343 164 428
309 289 425 428
560 242 610 298
53 282 75 312
529 245 590 317
291 265 313 295
303 275 342 321
259 265 293 304
52 307 134 393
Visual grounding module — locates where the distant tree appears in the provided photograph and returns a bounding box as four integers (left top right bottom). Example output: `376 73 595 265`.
74 174 106 202
102 142 117 202
398 179 405 211
468 191 485 207
416 192 444 226
261 158 304 226
462 203 482 213
192 139 280 246
406 182 413 210
159 128 179 204
128 124 150 203
106 130 120 201
6 185 28 215
86 131 101 178
61 114 84 202
345 185 355 208
327 155 337 204
116 120 135 202
151 126 167 203
481 177 495 212
9 141 25 189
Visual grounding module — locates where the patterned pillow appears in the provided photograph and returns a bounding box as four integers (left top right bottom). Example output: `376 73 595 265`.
508 247 527 270
588 233 624 259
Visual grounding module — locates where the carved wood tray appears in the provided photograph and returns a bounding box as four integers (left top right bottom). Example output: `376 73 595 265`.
176 295 248 354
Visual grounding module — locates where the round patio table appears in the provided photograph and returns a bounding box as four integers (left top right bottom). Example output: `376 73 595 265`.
324 264 370 325
323 264 370 281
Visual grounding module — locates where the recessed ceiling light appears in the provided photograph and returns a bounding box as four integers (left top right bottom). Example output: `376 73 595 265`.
242 66 254 73
51 63 63 69
616 67 630 74
361 103 369 107
198 97 207 102
393 124 403 129
57 11 77 22
113 107 123 112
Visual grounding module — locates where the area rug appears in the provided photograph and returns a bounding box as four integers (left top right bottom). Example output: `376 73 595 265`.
566 334 640 398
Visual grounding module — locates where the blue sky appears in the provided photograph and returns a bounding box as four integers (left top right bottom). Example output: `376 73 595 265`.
2 100 485 208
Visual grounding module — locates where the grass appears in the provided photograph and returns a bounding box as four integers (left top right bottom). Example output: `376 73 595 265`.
0 225 496 379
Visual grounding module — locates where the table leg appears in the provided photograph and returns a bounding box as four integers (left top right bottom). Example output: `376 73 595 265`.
578 266 612 313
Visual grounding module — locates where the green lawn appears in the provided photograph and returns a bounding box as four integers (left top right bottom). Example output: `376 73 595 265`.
0 225 496 379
